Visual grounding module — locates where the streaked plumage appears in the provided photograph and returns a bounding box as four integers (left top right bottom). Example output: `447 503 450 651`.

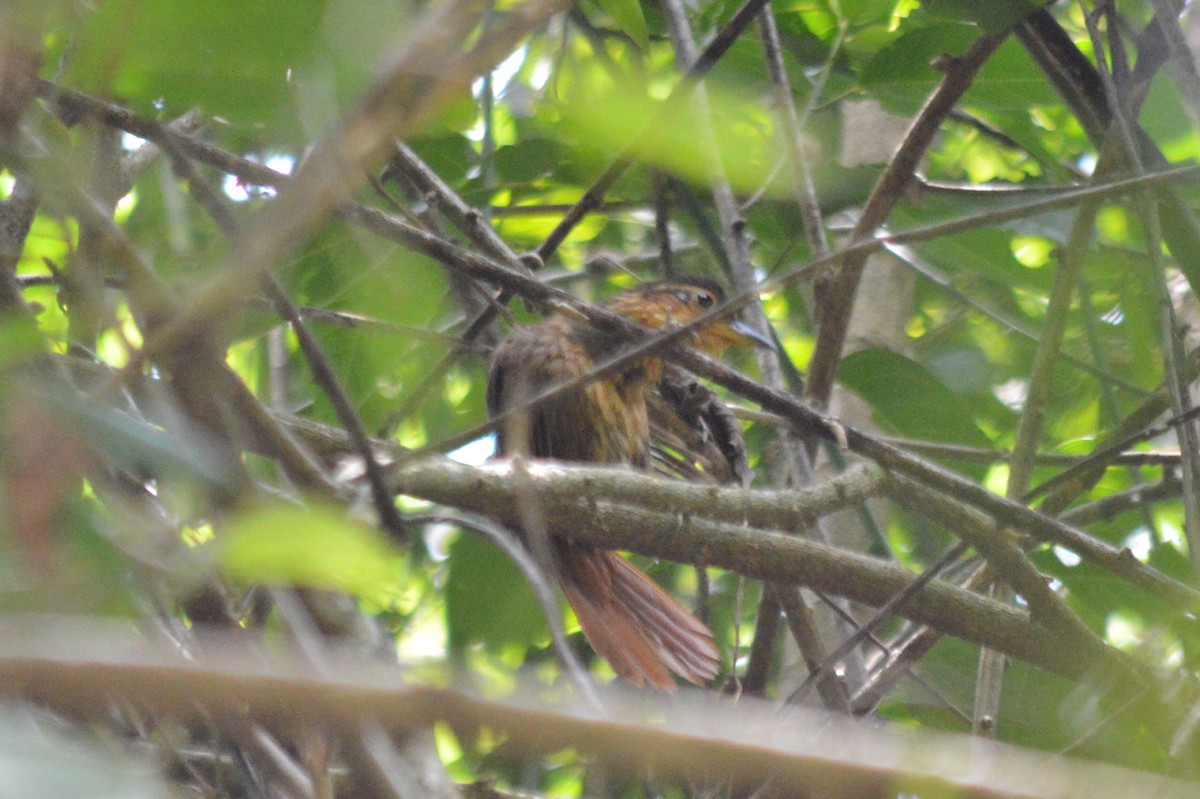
487 277 765 689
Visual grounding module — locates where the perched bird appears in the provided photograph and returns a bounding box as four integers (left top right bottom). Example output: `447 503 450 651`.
487 276 770 690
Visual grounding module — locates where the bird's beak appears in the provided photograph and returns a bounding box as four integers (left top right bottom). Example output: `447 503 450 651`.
726 319 777 351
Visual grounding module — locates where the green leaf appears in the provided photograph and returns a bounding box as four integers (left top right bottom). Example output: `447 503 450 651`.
1140 73 1200 156
29 386 239 496
220 502 404 599
446 529 550 654
408 133 478 186
921 0 1049 32
66 0 325 127
967 38 1064 112
493 138 561 184
837 0 897 27
596 0 648 48
838 347 993 477
560 81 781 193
0 316 45 371
860 23 976 115
862 28 1056 115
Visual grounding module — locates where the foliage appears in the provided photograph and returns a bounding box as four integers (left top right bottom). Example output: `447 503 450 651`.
2 0 1200 796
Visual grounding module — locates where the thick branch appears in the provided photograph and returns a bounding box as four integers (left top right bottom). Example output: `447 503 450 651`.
399 456 884 531
391 456 1105 680
0 623 1193 799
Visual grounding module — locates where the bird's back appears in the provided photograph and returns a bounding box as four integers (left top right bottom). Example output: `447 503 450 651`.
483 286 726 690
487 314 655 468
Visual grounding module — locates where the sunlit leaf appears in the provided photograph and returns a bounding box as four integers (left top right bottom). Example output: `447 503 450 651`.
65 0 325 129
559 82 781 193
862 27 1056 115
493 138 561 184
220 502 404 598
596 0 648 49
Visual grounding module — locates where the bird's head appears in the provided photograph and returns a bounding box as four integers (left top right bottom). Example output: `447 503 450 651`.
604 276 774 357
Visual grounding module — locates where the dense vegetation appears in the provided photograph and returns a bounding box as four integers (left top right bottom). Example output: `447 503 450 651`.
2 0 1200 796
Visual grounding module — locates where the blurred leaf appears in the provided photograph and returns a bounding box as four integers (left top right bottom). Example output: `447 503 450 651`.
65 0 325 126
839 347 992 477
862 28 1056 115
0 316 45 371
596 0 648 49
559 81 781 193
967 37 1064 112
1147 538 1193 583
837 0 897 26
407 133 479 186
39 387 239 495
220 502 404 598
904 227 1046 292
1139 73 1200 170
860 23 976 114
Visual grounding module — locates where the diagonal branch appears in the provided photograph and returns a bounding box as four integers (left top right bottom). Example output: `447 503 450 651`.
804 30 1009 407
389 454 1112 682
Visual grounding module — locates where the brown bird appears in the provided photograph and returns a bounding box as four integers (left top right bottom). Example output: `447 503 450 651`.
487 276 770 690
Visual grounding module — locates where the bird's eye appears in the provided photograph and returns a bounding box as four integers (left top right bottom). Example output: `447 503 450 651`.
696 291 715 308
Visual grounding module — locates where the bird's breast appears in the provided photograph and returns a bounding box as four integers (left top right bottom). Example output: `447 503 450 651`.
581 378 652 468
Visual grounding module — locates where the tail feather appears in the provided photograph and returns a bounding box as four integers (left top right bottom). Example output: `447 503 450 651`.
607 556 720 677
557 544 720 690
560 578 675 690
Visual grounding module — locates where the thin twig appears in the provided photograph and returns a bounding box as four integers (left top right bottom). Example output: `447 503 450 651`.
155 129 404 539
534 0 774 263
805 31 1009 408
408 511 603 709
1082 0 1200 569
757 5 830 260
786 542 967 708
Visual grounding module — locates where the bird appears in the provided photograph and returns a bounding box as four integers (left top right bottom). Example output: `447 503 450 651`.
486 276 771 690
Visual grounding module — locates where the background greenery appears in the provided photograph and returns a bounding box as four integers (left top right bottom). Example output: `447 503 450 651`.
1 0 1200 796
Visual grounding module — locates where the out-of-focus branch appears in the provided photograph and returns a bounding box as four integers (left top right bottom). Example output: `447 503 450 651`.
0 622 1194 799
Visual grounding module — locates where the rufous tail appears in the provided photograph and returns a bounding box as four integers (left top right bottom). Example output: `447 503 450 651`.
556 543 720 691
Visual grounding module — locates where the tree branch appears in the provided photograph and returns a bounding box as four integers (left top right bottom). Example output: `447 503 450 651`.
0 622 1193 799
